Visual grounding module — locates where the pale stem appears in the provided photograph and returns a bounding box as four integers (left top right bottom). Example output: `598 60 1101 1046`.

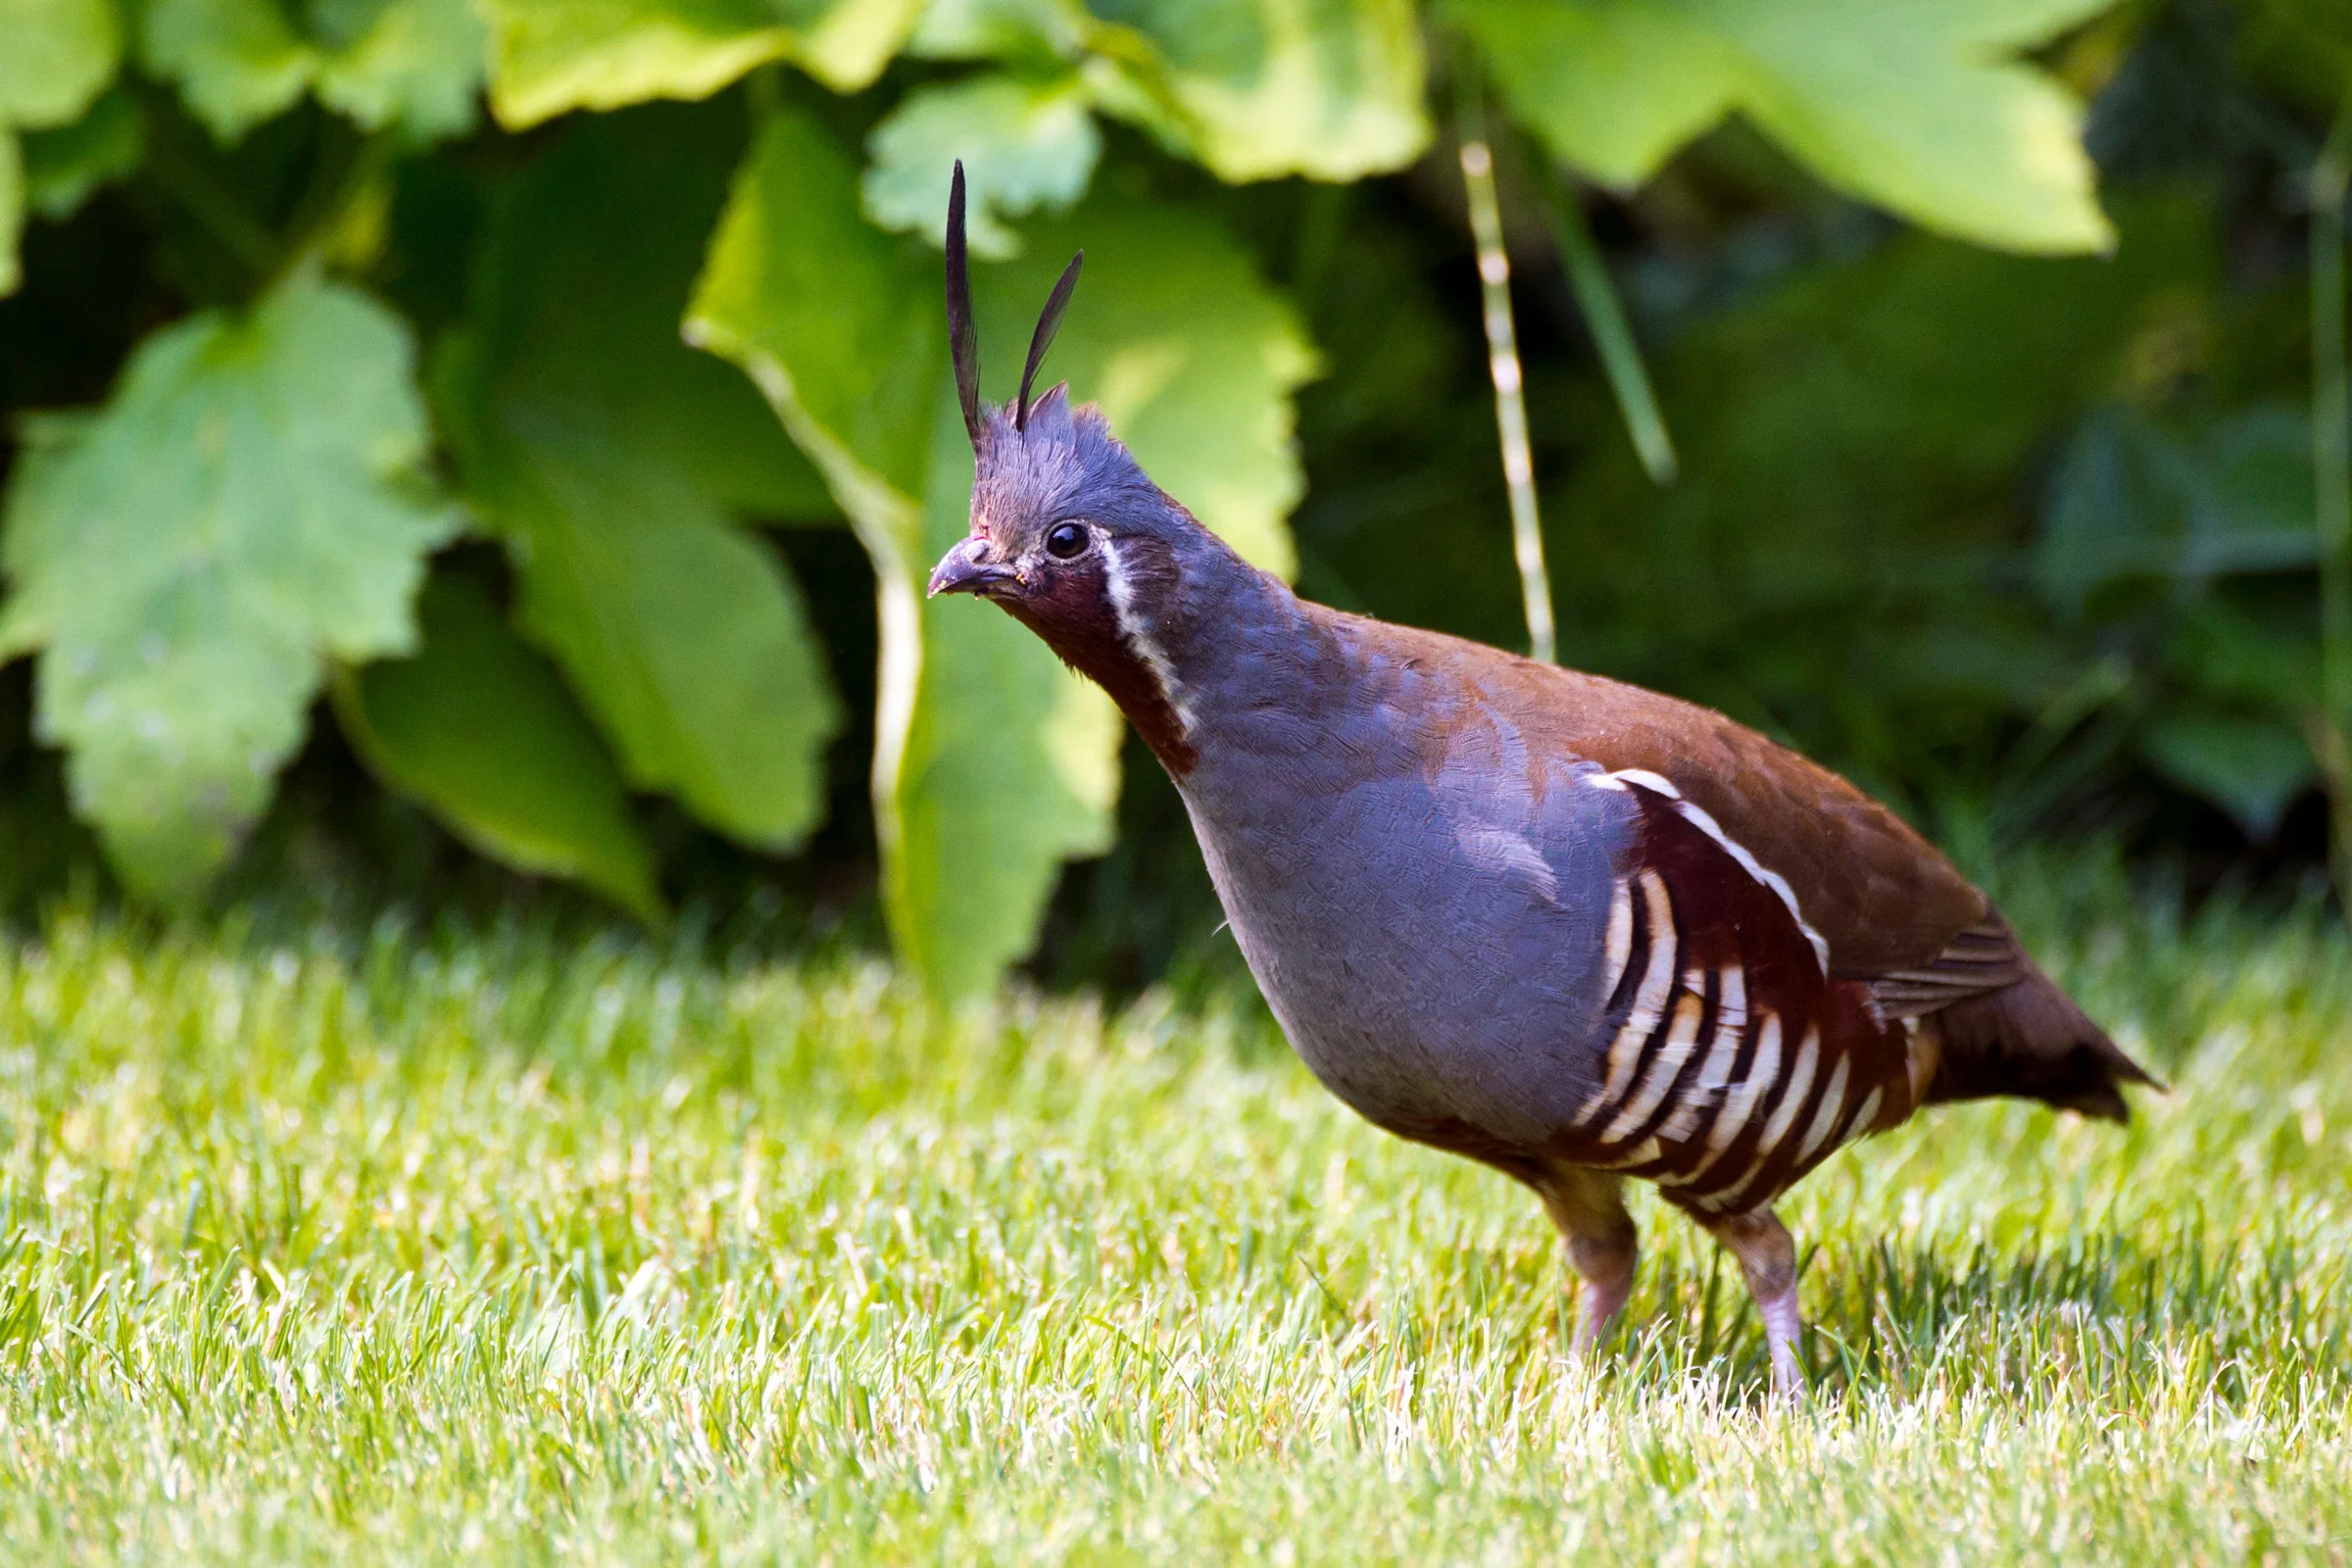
1456 70 1556 664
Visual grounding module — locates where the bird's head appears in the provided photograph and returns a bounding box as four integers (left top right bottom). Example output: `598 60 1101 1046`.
924 164 1223 769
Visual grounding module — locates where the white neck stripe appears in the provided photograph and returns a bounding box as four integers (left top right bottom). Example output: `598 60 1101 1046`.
1096 529 1195 737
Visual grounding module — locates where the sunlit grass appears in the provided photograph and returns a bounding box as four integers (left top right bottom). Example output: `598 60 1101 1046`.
1 858 2348 1562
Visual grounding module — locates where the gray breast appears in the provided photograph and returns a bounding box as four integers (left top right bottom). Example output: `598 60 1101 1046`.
1179 695 1639 1152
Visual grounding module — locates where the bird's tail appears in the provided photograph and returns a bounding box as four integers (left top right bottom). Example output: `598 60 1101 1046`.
1921 957 2161 1123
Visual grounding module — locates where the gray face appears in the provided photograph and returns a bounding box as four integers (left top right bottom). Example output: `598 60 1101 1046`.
926 388 1202 769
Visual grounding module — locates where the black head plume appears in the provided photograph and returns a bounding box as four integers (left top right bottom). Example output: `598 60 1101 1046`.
1016 251 1083 434
945 162 982 451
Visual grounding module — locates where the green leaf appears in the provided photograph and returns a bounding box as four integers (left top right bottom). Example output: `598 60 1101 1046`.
1093 0 1428 180
1 0 122 286
0 278 459 904
438 107 841 854
689 108 945 558
907 0 1091 62
22 85 142 220
314 0 486 141
2039 404 2321 611
901 0 1424 184
1449 0 2115 255
2142 713 2318 841
336 572 662 919
141 0 315 138
690 107 1310 995
141 0 481 141
480 451 842 851
1544 196 2211 776
479 0 922 128
2167 600 2322 719
988 191 1314 577
0 0 122 129
863 74 1101 257
891 391 1124 996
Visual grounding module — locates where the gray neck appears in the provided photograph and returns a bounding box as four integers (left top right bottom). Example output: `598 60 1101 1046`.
1128 528 1399 798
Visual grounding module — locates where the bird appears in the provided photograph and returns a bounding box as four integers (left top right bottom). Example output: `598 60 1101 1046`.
923 166 2158 1392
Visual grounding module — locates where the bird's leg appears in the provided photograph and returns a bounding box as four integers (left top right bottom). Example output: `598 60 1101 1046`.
1538 1169 1638 1359
1699 1206 1804 1395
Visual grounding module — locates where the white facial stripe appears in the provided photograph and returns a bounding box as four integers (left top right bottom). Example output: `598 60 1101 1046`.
1096 530 1194 736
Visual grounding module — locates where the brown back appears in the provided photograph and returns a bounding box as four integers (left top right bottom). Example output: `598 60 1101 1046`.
1352 617 1990 978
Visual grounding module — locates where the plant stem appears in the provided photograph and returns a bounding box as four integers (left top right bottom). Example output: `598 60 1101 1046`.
1532 166 1677 485
1454 53 1556 664
2312 88 2352 918
137 127 279 279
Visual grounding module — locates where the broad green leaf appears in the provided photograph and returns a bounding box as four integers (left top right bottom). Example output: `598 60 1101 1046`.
907 0 1090 61
2040 404 2321 611
2142 713 2318 841
990 191 1314 576
1 135 20 296
463 437 842 852
479 0 922 128
0 0 122 128
1546 196 2210 776
0 279 459 904
2167 600 2322 719
462 108 835 520
893 388 1122 996
1449 0 2115 255
1093 0 1428 180
314 0 486 141
863 74 1101 257
689 107 945 564
141 0 314 137
23 86 142 220
1 0 120 286
690 107 1310 995
439 108 841 854
336 572 662 920
141 0 481 141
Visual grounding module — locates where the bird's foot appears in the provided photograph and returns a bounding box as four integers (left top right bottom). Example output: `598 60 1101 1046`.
1755 1280 1806 1397
1697 1206 1808 1396
1572 1264 1636 1360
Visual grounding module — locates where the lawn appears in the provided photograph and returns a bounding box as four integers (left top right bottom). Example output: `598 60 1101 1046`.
1 856 2348 1564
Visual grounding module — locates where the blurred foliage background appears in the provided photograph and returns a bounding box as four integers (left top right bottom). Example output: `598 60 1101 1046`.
4 0 2352 999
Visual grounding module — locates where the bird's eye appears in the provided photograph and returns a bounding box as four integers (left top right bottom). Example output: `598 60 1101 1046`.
1045 521 1090 561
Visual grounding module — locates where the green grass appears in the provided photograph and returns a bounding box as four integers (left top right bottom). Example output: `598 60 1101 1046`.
2 858 2349 1563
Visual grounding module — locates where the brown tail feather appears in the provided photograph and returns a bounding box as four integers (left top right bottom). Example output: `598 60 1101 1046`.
1922 961 2161 1123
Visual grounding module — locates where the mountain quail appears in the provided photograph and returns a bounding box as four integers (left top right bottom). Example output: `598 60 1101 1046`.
924 168 2157 1391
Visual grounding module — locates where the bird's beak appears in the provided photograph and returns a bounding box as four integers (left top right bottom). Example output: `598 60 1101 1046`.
927 535 1017 598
